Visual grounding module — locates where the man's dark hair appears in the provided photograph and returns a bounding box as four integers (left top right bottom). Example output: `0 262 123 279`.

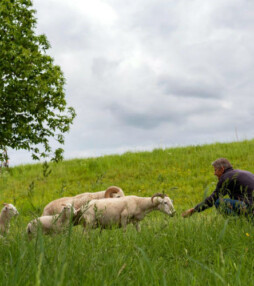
212 158 233 170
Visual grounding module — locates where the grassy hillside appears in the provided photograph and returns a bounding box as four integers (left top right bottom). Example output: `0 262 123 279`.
1 139 254 216
1 140 254 285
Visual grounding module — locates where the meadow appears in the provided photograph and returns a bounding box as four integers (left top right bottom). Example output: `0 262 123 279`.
1 140 254 285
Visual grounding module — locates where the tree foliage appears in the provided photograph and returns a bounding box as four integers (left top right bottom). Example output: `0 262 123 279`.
0 0 76 162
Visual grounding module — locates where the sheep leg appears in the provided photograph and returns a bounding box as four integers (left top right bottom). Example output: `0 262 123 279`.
26 223 34 241
81 217 93 237
120 211 128 232
82 220 88 235
27 232 33 241
133 221 141 232
82 227 89 236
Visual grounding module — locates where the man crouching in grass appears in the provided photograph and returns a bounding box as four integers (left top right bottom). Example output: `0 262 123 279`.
182 158 254 219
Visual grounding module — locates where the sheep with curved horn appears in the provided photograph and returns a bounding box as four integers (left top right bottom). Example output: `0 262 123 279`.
79 193 176 233
42 186 125 216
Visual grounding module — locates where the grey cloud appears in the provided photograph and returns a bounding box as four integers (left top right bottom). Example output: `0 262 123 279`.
109 106 181 129
106 96 221 130
91 58 120 78
158 76 223 99
34 2 110 53
213 1 254 30
130 2 178 35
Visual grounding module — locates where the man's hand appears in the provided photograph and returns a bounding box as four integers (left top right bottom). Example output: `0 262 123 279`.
182 208 195 218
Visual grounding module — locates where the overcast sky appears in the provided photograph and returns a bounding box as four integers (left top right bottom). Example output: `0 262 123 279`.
8 0 254 166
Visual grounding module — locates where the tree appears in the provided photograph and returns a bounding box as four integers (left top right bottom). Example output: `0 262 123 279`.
0 0 76 163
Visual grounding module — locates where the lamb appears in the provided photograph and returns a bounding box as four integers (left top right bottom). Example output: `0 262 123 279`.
42 186 124 216
0 203 19 236
26 203 78 239
79 193 175 232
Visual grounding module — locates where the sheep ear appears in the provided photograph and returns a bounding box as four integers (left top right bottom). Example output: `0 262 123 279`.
2 204 8 211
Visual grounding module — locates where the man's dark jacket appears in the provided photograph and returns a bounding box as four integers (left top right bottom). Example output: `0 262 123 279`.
194 168 254 212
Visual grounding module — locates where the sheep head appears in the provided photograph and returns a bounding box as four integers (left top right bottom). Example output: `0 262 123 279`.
2 203 19 217
61 203 76 218
151 194 175 217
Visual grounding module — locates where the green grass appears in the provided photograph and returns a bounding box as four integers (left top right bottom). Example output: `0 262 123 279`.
1 139 254 285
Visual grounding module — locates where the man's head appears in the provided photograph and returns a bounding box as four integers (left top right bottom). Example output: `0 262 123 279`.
212 158 233 179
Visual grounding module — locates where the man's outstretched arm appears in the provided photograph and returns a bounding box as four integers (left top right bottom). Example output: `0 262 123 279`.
182 180 225 218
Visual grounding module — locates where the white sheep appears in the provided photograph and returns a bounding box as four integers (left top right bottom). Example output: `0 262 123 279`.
79 193 175 232
42 186 124 216
0 203 19 236
26 203 78 239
